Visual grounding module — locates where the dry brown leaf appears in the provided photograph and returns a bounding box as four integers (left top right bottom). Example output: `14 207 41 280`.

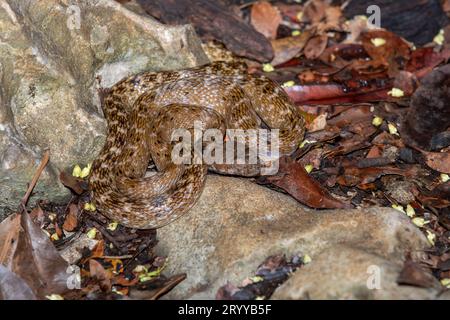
397 258 438 288
327 105 372 128
29 206 45 225
321 6 342 31
360 30 411 77
250 1 282 40
270 31 311 66
0 212 70 298
59 171 85 195
337 165 421 187
302 0 327 24
90 240 105 259
366 145 383 158
393 71 418 97
423 151 450 174
0 265 37 300
264 157 351 209
298 148 323 169
303 35 328 59
276 3 303 22
443 0 450 13
63 203 79 232
307 113 328 132
89 258 112 291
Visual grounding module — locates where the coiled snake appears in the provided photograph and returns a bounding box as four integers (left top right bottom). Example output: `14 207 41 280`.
89 61 305 229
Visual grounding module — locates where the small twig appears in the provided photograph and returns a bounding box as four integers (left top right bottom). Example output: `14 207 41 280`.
101 255 133 260
148 274 187 300
19 150 50 213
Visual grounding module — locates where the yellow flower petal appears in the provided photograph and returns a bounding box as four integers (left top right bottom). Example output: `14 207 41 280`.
262 63 274 73
50 233 60 241
388 88 404 98
133 265 148 273
304 164 313 173
433 29 444 45
426 230 436 246
406 204 416 218
291 30 301 36
107 221 118 231
372 116 383 127
250 276 264 283
46 294 64 300
388 122 399 135
392 204 405 213
371 38 386 47
86 227 97 239
72 165 82 177
80 163 92 178
412 217 429 228
281 80 295 88
303 254 312 264
441 278 450 288
84 202 96 211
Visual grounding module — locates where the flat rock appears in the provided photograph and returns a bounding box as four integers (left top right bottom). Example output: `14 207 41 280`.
157 175 439 299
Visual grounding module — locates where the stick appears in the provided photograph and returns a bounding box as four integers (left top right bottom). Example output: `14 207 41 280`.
19 150 50 212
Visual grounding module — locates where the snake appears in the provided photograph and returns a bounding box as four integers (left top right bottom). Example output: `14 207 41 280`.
89 61 305 229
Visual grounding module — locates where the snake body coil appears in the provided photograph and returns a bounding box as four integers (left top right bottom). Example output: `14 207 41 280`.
89 62 305 229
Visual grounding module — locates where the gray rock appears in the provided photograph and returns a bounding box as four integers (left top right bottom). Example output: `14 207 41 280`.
0 0 208 219
157 175 439 300
272 245 440 300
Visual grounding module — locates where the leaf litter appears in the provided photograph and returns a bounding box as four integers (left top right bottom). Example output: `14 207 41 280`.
1 0 450 299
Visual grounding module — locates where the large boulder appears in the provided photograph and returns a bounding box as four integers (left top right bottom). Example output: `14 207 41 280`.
0 0 208 220
157 175 440 300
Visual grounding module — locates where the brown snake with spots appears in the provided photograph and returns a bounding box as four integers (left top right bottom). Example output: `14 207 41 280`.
89 61 305 229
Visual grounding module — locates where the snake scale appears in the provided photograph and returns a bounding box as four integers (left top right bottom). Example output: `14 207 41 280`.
89 61 305 229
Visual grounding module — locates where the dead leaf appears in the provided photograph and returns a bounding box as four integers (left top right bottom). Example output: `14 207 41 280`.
397 258 437 288
302 0 327 24
29 206 45 225
89 240 105 259
327 105 372 128
0 265 37 300
251 1 281 40
59 171 86 195
406 47 450 78
63 203 79 232
0 211 70 298
304 35 328 59
423 151 450 174
393 71 418 97
276 3 303 22
89 259 112 291
270 31 311 66
337 165 421 187
264 157 351 209
307 113 328 132
360 30 411 77
320 6 342 32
